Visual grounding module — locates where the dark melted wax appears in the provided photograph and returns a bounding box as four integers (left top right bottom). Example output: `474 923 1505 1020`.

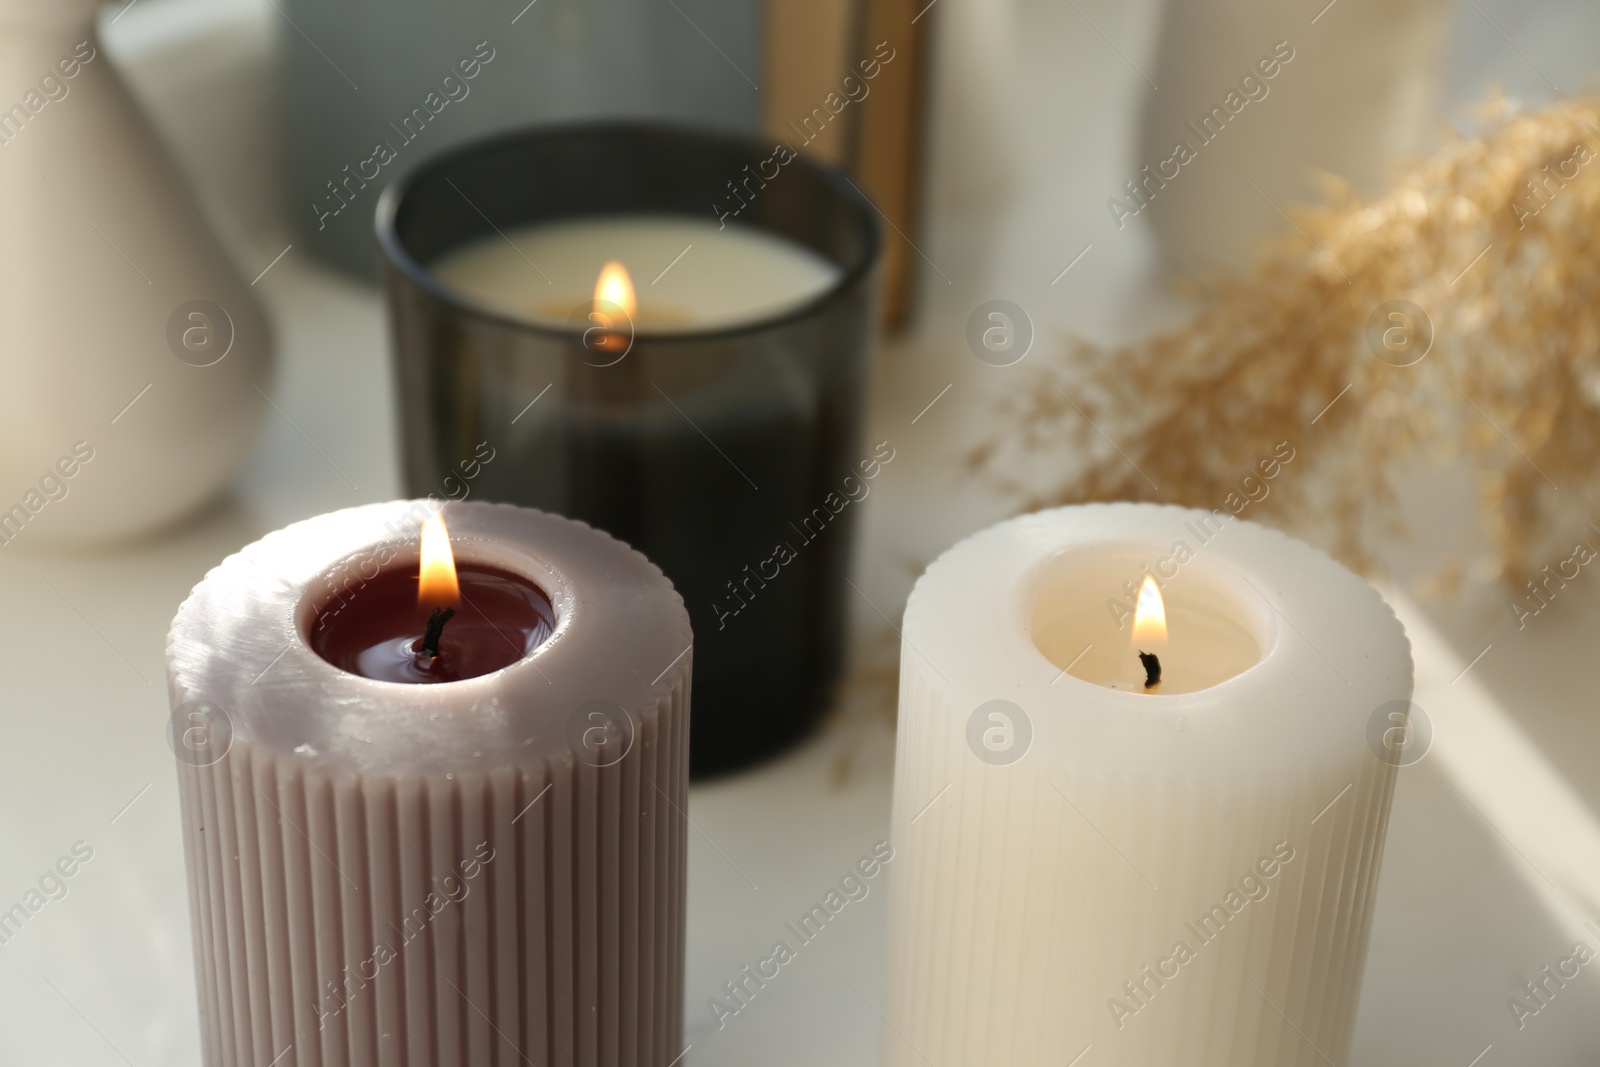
310 563 555 683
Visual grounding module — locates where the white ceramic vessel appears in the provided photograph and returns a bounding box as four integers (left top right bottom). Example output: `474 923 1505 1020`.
0 0 270 548
1133 0 1452 274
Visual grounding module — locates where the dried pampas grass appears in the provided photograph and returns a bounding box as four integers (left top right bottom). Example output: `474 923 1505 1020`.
971 93 1600 586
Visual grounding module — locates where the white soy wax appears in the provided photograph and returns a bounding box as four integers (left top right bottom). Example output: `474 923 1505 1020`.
431 215 840 332
883 503 1413 1067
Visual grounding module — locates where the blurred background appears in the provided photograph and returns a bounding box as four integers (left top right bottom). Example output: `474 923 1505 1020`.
2 0 1600 1062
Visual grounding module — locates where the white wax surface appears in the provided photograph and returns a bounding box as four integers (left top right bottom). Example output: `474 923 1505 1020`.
884 504 1413 1067
431 215 842 331
1030 543 1270 694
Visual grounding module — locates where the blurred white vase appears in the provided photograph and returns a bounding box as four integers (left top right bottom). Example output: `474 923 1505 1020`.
1134 0 1454 274
0 0 270 548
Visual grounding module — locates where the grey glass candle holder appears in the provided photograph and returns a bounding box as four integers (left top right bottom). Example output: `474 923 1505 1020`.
376 123 882 778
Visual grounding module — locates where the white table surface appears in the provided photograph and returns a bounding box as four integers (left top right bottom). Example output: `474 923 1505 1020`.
3 0 1599 1063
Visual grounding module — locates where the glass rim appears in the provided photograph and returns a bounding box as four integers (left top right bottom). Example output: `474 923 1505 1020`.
375 119 885 344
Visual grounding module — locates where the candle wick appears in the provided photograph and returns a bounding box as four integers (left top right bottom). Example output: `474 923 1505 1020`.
421 606 457 659
1138 650 1162 690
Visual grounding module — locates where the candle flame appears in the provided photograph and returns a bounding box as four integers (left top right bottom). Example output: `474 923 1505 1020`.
594 261 637 320
1131 575 1167 647
418 511 460 609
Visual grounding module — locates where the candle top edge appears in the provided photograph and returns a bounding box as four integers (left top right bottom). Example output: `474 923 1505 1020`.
898 503 1414 770
165 500 693 775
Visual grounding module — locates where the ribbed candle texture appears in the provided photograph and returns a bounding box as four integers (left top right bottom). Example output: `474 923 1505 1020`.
883 504 1412 1067
168 501 691 1067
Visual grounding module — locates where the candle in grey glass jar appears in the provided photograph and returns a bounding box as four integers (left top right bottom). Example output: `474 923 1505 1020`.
378 124 882 777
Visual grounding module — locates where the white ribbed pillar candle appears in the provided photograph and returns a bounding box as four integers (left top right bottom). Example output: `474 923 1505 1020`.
883 504 1412 1067
167 501 691 1067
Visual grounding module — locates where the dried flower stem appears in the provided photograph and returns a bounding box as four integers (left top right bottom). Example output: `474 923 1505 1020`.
973 94 1600 586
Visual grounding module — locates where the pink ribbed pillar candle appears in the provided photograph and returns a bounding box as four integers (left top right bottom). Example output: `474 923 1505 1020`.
167 501 691 1067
